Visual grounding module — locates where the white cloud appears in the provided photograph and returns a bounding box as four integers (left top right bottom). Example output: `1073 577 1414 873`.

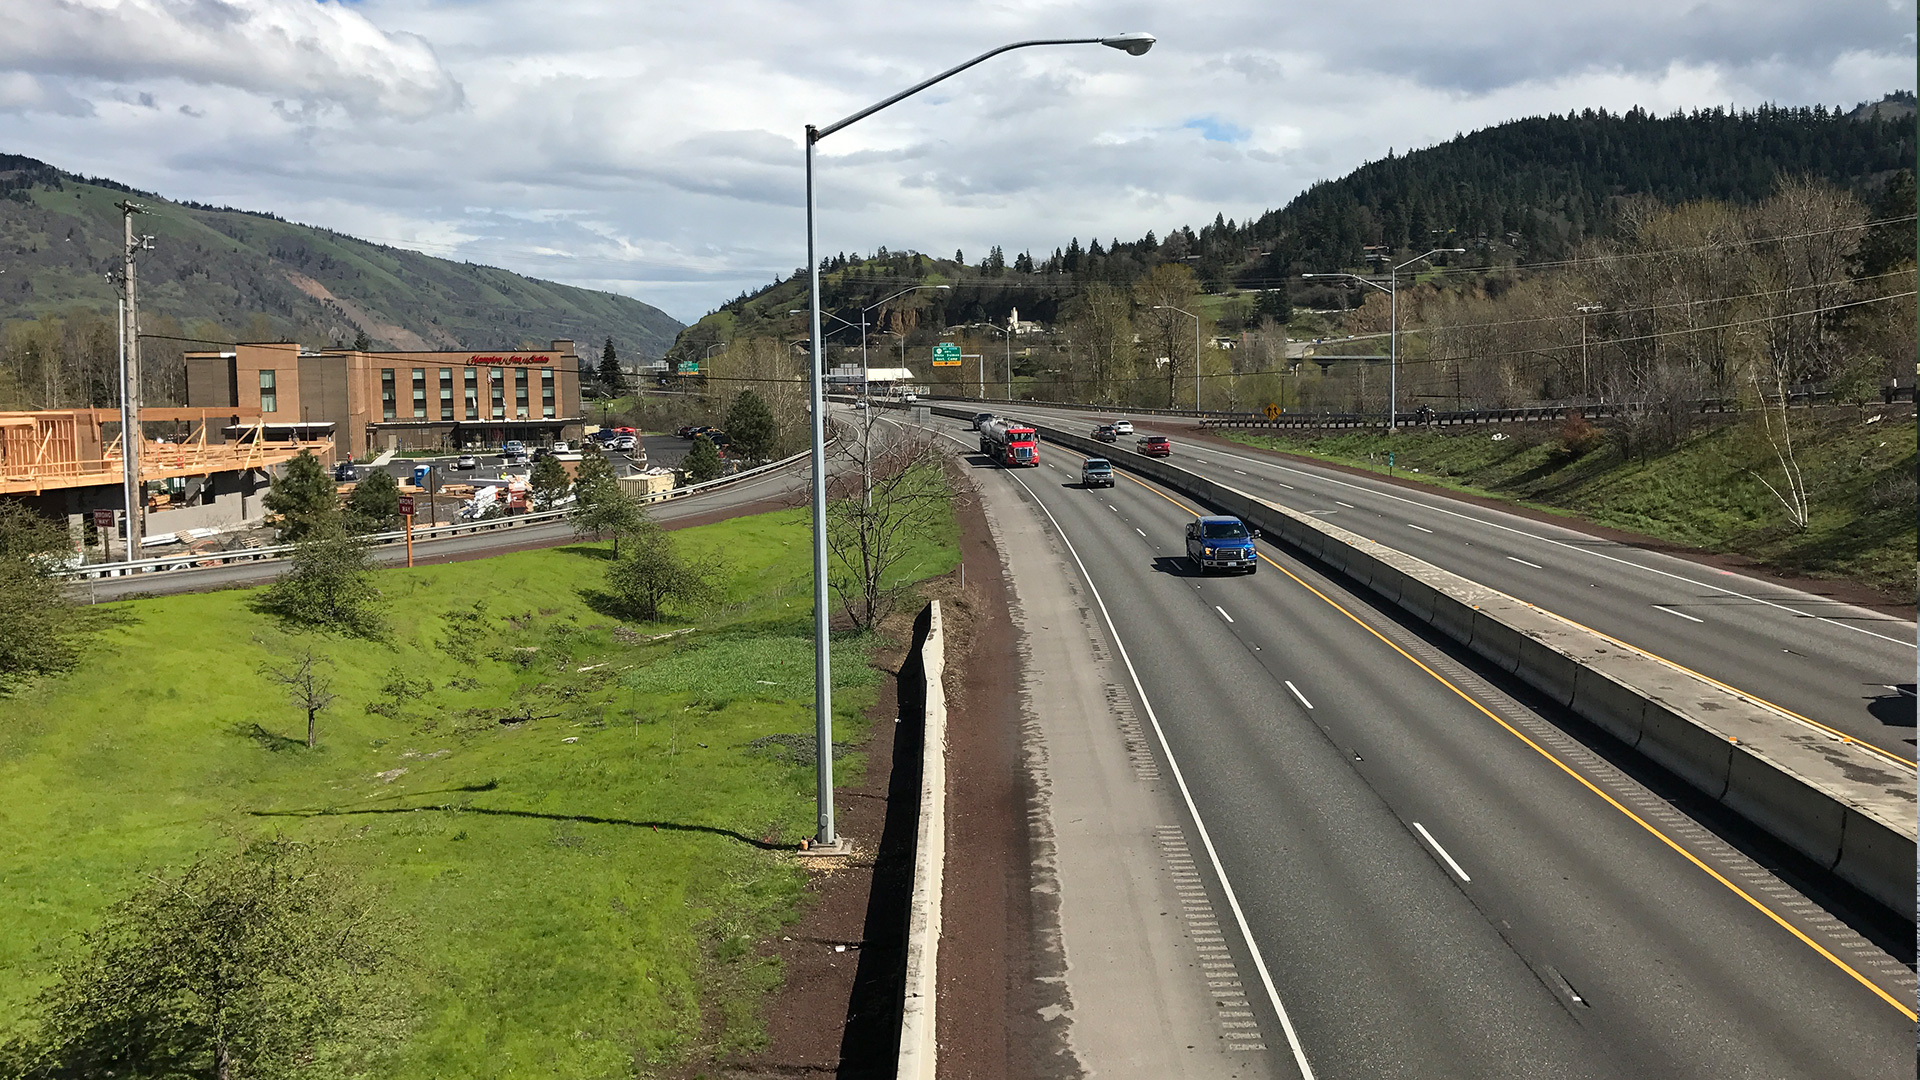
0 0 1911 323
0 0 461 118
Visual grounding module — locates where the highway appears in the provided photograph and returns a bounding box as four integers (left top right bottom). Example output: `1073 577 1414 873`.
883 405 1914 1078
74 451 807 602
967 401 1917 762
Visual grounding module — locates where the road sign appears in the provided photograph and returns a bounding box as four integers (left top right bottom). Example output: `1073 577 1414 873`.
91 509 114 529
931 342 962 367
676 360 700 374
1264 402 1281 421
397 495 415 517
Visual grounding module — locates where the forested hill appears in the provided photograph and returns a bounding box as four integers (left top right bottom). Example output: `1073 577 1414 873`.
1224 98 1916 282
0 154 682 357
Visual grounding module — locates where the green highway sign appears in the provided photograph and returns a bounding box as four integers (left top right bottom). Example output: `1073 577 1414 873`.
931 342 962 367
676 361 699 374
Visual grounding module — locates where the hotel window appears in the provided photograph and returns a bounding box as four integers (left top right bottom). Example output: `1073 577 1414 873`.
514 368 530 419
490 369 505 419
464 368 479 419
380 369 396 421
258 370 277 413
439 368 454 421
411 368 427 419
540 368 555 418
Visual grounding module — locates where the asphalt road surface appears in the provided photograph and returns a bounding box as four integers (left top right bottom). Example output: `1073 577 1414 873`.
967 401 1917 762
883 406 1914 1079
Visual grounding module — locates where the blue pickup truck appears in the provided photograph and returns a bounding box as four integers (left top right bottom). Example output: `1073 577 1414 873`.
1184 515 1260 574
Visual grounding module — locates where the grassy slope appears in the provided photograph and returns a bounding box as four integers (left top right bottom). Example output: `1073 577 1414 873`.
1 178 681 356
1225 409 1916 598
0 506 957 1077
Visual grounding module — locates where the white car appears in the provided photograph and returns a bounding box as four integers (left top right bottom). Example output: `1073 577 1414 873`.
1112 419 1134 436
900 392 918 403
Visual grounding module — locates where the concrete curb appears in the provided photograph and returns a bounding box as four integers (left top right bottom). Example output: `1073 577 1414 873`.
897 600 946 1080
929 404 1915 919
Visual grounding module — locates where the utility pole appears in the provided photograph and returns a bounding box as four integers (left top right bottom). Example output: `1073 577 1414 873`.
116 201 152 556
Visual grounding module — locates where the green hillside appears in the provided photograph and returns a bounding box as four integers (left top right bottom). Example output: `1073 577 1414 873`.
0 153 681 357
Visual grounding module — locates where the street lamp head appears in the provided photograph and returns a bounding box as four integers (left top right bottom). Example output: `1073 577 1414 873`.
1100 32 1157 56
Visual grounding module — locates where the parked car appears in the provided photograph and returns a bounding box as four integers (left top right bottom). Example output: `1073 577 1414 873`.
454 454 479 471
611 435 638 452
502 439 527 464
1093 424 1118 442
1080 457 1115 487
1184 515 1260 574
1137 435 1171 457
1112 419 1134 435
333 462 359 482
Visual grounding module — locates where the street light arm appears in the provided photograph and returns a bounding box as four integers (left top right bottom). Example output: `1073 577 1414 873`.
812 36 1149 142
864 283 951 313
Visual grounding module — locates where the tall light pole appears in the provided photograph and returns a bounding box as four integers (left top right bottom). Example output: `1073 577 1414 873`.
802 31 1154 850
1152 304 1202 411
1303 246 1462 430
858 284 948 502
964 320 1014 400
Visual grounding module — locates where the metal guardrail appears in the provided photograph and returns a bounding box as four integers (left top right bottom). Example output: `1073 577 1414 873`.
59 446 815 581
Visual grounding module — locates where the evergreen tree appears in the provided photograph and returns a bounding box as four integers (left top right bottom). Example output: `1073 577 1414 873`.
723 390 777 463
683 435 723 483
597 336 624 395
568 450 643 554
529 454 572 510
262 450 340 542
351 329 371 351
344 468 400 534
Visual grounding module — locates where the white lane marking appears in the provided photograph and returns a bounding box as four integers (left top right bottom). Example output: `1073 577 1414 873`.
1109 505 1119 512
1216 605 1234 624
1136 528 1147 537
1285 681 1313 710
1335 500 1356 508
1003 468 1319 1080
1233 469 1248 475
1405 523 1434 534
1158 435 1914 648
1276 482 1295 490
1506 556 1544 569
1652 605 1705 624
1413 823 1472 883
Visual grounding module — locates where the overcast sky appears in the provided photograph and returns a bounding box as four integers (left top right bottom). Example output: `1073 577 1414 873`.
2 1 1912 323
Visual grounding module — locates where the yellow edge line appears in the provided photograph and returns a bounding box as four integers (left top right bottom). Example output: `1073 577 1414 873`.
1115 469 1917 1021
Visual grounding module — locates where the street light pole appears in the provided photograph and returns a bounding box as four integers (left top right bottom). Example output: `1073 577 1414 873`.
1303 246 1461 430
801 31 1153 850
1153 304 1202 410
1574 303 1604 400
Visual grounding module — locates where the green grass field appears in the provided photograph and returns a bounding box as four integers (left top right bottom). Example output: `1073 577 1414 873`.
0 504 958 1077
1224 408 1916 598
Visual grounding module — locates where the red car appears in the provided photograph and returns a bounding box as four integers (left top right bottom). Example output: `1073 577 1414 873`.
1137 435 1172 457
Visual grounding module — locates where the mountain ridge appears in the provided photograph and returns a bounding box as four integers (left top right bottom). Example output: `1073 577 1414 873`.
0 153 682 359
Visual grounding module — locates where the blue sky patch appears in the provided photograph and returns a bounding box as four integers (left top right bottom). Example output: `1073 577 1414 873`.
1184 116 1250 143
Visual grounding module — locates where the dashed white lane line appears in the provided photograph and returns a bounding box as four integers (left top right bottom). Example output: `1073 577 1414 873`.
1003 469 1320 1079
1109 504 1119 512
1233 469 1249 475
1285 681 1313 710
1136 528 1147 537
1216 605 1235 624
1335 500 1356 508
1506 556 1544 569
1405 523 1434 534
1652 605 1705 624
1413 822 1473 883
1277 483 1295 489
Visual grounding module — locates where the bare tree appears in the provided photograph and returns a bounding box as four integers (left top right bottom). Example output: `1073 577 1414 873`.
823 429 955 629
259 647 336 748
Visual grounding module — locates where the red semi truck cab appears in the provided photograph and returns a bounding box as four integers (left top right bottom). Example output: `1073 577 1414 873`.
979 420 1040 467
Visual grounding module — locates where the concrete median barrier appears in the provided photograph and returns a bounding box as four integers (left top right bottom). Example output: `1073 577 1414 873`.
897 600 946 1080
992 410 1917 920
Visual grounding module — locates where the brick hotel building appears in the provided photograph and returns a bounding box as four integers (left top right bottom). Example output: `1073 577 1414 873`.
185 340 585 461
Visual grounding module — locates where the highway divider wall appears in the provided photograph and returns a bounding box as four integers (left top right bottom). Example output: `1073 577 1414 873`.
897 599 946 1080
919 402 1917 919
